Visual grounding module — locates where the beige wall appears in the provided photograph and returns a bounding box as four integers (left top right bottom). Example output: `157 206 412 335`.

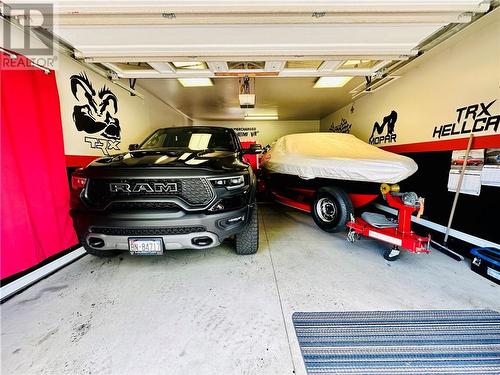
144 91 192 130
320 9 500 147
192 120 320 147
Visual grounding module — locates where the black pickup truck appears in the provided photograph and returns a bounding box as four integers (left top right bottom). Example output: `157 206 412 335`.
70 126 261 257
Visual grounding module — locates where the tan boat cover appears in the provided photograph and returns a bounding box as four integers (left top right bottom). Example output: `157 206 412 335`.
262 133 418 183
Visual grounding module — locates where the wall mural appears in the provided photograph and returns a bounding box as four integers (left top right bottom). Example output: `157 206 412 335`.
432 100 499 139
70 72 121 155
369 110 398 145
329 118 351 133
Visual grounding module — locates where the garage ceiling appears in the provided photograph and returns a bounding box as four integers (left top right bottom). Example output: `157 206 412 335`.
139 76 364 121
44 0 489 77
10 0 490 120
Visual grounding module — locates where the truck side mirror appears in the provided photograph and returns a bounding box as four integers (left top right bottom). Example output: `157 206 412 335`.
128 143 139 151
243 144 263 154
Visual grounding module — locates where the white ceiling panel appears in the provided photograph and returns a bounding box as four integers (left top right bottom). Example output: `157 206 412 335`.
58 23 442 61
52 0 490 15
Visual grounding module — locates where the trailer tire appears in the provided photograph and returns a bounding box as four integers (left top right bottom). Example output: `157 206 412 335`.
383 247 401 261
312 186 353 233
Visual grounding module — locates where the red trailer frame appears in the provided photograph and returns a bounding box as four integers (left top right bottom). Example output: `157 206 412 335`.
347 192 431 255
270 187 378 212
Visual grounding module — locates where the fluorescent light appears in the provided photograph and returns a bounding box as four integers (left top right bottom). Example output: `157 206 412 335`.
244 115 279 121
313 76 353 88
172 61 208 70
177 78 213 87
173 61 201 67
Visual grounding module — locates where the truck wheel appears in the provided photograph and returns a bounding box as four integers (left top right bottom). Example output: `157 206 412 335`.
235 205 259 255
312 186 353 233
82 243 121 257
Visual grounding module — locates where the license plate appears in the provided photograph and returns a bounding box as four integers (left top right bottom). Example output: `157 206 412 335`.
487 267 500 281
128 238 163 255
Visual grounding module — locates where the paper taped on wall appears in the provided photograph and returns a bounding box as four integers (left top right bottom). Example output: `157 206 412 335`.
447 169 481 196
481 166 500 187
482 148 500 187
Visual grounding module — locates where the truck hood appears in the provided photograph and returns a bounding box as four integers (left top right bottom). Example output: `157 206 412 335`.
86 149 247 173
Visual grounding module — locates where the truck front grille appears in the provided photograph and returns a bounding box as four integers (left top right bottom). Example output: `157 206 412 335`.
90 226 206 236
86 178 214 208
106 202 181 210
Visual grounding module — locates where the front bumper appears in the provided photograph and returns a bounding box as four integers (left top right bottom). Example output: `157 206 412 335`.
71 206 253 252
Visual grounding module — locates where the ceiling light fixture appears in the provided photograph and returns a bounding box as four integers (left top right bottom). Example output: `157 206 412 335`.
244 115 279 121
172 61 200 67
177 78 213 87
313 76 353 88
172 61 207 70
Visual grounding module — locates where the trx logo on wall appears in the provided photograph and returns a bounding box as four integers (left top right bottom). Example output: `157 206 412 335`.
84 136 120 154
329 118 351 133
369 110 398 145
70 72 121 155
432 100 499 139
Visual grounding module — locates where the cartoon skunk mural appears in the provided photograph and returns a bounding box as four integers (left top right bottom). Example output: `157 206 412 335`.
70 73 121 140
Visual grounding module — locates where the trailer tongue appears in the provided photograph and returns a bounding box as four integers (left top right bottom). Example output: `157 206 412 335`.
347 183 431 261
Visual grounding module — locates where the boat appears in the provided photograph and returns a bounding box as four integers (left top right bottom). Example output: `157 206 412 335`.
261 132 418 232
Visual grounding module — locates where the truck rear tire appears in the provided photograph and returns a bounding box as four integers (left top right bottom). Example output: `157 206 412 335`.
235 205 259 255
312 186 353 233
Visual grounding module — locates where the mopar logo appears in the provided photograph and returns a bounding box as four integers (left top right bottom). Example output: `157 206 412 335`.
109 182 179 194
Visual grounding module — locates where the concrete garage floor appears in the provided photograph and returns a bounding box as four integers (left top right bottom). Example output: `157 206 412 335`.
2 205 499 375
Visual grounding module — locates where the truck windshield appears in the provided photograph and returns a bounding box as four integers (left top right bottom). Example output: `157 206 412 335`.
140 128 237 151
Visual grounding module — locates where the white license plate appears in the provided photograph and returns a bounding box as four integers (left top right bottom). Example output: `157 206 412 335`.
487 267 500 281
128 238 163 255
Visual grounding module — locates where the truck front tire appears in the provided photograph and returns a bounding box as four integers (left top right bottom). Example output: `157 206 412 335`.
235 205 259 255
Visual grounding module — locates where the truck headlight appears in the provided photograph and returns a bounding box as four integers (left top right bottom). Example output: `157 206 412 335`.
209 175 246 190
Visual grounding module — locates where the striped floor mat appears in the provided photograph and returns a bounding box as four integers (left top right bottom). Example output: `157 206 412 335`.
292 310 500 374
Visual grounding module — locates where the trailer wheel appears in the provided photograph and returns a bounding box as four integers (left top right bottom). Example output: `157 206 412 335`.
312 186 353 233
383 246 401 261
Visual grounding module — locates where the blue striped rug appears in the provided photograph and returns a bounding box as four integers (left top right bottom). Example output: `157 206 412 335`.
292 309 500 374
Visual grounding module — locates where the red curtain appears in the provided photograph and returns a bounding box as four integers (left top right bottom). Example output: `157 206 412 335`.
1 53 77 279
